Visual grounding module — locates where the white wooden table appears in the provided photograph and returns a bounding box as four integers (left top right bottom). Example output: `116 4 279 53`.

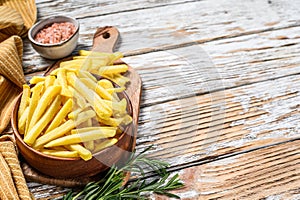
23 0 300 199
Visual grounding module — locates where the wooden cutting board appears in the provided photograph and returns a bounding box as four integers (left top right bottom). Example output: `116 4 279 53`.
22 26 142 187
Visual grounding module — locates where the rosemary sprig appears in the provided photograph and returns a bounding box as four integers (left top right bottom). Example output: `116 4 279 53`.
63 147 184 200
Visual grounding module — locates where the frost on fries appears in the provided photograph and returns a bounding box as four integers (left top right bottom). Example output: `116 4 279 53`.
17 50 132 161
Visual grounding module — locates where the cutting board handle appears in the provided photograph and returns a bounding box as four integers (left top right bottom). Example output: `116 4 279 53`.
92 26 120 53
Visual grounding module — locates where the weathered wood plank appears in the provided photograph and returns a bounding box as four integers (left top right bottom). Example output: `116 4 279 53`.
35 0 197 20
152 139 300 199
25 26 300 107
123 26 300 106
24 0 300 71
28 139 300 199
27 182 70 199
26 43 300 200
135 73 300 166
23 0 300 199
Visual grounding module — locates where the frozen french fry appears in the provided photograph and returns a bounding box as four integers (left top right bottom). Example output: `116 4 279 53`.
98 115 132 127
49 68 60 76
104 98 127 114
36 109 97 148
99 79 122 101
41 149 78 158
74 110 96 126
45 98 73 133
83 140 94 152
80 58 92 71
98 79 114 89
98 117 123 127
60 59 84 69
78 50 90 56
44 128 116 148
33 119 75 149
106 87 125 94
18 107 29 135
102 73 129 87
93 138 118 153
71 126 117 134
29 76 46 85
50 146 69 151
28 85 61 132
44 75 56 88
121 114 133 126
26 82 44 135
108 52 123 65
67 72 112 118
98 64 128 75
80 78 112 100
57 68 72 97
68 86 87 108
68 107 82 119
60 57 92 71
72 56 86 60
78 70 97 82
79 118 94 137
113 74 130 87
18 84 31 121
67 144 92 161
77 56 109 71
91 57 110 68
50 67 78 76
24 96 61 145
79 50 123 65
78 50 111 57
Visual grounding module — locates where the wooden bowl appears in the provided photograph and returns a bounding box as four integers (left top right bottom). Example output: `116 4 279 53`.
11 89 134 178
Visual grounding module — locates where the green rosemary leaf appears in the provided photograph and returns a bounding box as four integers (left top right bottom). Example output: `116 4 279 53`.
129 163 145 175
84 183 99 193
156 191 181 199
101 179 123 197
120 194 147 199
165 174 180 188
85 181 96 188
84 187 101 200
124 178 141 191
63 191 73 200
65 146 184 200
86 189 103 200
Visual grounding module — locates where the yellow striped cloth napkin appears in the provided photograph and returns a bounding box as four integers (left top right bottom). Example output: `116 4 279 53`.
0 0 37 199
0 0 37 133
0 135 32 200
0 74 21 134
0 0 37 41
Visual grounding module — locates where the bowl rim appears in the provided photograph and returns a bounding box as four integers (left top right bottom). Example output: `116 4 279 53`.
28 15 80 48
12 84 134 162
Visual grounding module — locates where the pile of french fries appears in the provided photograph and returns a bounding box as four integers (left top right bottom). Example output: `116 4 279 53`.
17 50 132 161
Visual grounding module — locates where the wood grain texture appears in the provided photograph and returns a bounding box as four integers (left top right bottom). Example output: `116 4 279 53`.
122 26 300 106
152 139 300 199
26 67 300 199
24 26 300 107
136 73 300 166
35 0 198 20
27 138 300 199
22 0 300 199
23 0 300 72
